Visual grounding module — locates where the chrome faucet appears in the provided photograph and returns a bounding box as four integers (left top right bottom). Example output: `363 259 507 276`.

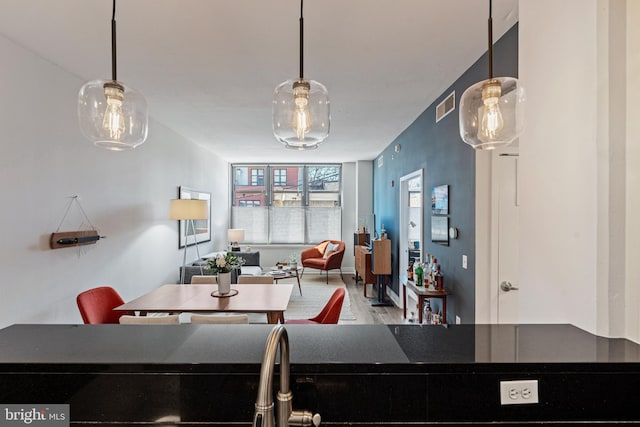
253 325 321 427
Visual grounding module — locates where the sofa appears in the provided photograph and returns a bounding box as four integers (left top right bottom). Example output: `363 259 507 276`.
180 251 261 284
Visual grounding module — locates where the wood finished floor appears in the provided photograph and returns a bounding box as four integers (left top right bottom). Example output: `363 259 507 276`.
340 272 407 325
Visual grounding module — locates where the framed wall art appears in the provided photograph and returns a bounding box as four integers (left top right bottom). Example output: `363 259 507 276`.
431 184 449 215
431 215 449 245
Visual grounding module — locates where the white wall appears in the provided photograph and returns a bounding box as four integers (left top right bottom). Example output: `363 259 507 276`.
518 0 640 341
475 150 493 324
625 0 640 342
356 160 374 228
341 162 357 272
519 0 599 331
0 34 228 328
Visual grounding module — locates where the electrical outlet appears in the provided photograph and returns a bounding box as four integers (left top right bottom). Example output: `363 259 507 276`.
462 255 468 269
455 315 461 324
500 380 539 405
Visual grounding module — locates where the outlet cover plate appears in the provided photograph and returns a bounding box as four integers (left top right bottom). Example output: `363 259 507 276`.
500 380 539 405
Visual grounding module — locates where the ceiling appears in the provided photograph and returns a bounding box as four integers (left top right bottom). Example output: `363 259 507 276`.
0 0 518 163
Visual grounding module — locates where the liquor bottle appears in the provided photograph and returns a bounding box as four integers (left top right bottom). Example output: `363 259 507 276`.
407 261 414 281
435 264 444 290
415 262 423 287
423 300 433 325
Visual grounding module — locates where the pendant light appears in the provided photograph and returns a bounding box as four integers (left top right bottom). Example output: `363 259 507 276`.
78 0 148 151
273 0 330 150
459 0 525 150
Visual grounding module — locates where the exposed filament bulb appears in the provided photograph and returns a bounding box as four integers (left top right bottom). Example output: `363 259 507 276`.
292 80 311 141
478 80 504 144
102 82 126 141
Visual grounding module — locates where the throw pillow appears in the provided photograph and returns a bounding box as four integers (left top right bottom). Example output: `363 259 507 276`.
316 241 329 256
323 242 340 259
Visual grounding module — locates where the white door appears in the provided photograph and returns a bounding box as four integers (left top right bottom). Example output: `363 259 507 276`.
497 154 520 323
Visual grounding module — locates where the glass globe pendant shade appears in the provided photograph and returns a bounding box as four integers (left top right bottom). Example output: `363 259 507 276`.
459 76 526 150
273 78 330 150
78 79 149 151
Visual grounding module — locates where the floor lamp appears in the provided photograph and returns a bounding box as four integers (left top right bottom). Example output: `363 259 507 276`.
169 199 209 284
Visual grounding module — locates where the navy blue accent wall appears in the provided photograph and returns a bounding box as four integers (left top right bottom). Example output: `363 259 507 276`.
372 24 518 324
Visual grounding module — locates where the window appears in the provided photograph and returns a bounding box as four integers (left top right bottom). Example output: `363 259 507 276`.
251 169 264 186
273 169 287 187
234 166 266 209
231 164 341 244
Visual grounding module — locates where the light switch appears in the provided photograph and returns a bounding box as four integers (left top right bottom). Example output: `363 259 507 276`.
462 255 468 269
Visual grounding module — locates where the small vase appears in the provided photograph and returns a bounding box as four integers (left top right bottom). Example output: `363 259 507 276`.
217 272 232 294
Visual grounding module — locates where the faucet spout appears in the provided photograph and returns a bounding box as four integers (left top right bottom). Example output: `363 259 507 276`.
253 325 291 427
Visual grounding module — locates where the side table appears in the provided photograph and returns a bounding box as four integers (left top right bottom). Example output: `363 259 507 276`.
402 279 449 324
268 266 303 296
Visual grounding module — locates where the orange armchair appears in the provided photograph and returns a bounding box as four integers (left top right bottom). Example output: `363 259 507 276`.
300 240 345 284
286 288 345 324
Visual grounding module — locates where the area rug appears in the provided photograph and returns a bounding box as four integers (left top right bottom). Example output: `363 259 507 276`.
248 273 355 323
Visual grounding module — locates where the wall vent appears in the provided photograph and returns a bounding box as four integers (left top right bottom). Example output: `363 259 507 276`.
436 91 456 123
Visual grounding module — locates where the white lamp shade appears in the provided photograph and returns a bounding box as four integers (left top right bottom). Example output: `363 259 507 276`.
78 79 149 151
228 229 245 243
459 76 526 150
273 78 330 150
169 199 208 220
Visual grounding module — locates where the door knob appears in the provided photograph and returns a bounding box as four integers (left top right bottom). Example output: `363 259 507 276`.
500 281 519 292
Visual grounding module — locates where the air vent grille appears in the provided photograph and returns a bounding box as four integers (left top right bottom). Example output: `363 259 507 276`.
436 91 455 123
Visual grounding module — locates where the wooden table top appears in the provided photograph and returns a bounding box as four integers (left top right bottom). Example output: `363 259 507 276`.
405 280 449 296
114 284 293 314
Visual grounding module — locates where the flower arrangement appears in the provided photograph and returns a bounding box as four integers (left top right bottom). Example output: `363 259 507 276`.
205 252 246 274
289 253 299 265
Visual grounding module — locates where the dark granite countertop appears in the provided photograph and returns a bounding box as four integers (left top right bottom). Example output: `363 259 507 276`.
3 324 640 425
1 323 639 372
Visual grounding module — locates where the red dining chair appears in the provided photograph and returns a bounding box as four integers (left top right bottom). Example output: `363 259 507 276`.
76 286 129 324
285 288 345 325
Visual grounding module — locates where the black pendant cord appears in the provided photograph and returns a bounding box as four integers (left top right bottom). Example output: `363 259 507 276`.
111 0 117 82
299 0 304 80
488 0 493 79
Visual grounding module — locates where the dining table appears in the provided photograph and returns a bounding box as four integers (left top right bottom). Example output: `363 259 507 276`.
113 283 293 324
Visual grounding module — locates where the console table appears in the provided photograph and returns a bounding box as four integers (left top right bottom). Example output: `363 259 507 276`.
402 278 449 324
371 238 392 307
354 245 375 296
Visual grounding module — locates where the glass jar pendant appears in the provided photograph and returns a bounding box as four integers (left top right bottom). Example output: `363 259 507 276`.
78 79 148 151
273 78 330 150
459 76 526 150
